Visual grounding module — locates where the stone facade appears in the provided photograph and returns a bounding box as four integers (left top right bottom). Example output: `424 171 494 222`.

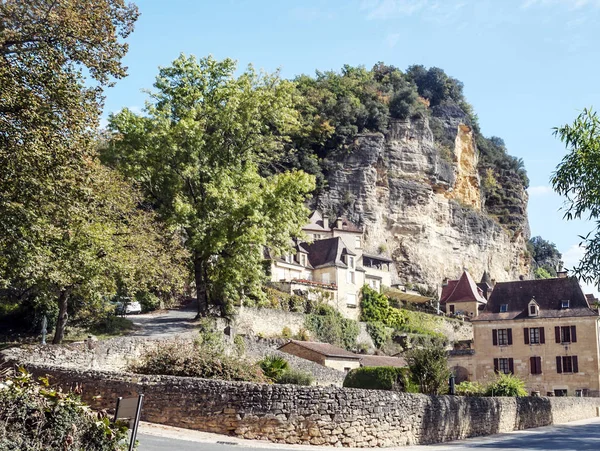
15 363 600 447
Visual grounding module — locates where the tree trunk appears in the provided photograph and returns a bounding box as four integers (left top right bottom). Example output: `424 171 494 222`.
194 256 208 318
52 289 70 344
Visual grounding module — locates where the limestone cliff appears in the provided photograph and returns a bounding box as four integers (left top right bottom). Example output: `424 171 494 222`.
317 109 531 289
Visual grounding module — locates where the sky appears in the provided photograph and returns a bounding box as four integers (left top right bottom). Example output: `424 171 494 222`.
102 0 600 293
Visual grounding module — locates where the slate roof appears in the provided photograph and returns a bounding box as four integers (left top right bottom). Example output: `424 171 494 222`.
332 217 363 233
279 340 360 360
474 277 597 321
359 355 407 368
303 237 354 269
362 253 394 264
440 271 487 305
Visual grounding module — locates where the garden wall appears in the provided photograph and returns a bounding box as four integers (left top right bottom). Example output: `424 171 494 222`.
16 363 600 447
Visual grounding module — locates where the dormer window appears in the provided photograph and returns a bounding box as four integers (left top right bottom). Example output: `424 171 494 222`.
355 236 361 249
348 256 355 269
528 299 539 317
500 304 508 313
561 300 570 309
299 253 307 267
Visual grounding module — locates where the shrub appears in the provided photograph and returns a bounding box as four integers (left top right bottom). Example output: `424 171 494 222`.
455 380 485 396
233 334 246 356
343 366 411 391
485 373 527 397
133 342 269 384
305 304 359 350
366 321 391 349
360 286 406 329
406 341 451 395
0 368 129 450
135 291 161 313
276 368 314 386
281 326 292 338
258 355 290 381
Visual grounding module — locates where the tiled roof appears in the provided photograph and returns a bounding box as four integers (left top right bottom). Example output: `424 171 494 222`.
474 277 597 321
304 237 352 269
362 253 394 263
279 340 360 359
359 355 407 368
332 217 363 233
440 271 487 305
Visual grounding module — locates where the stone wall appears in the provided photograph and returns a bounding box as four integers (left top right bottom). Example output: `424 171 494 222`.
17 364 600 447
234 307 306 338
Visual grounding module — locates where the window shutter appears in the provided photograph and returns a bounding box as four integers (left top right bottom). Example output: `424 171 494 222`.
492 329 498 346
573 356 579 373
507 328 513 345
508 358 514 374
530 356 535 374
537 357 542 374
494 358 499 373
556 356 562 373
540 327 545 344
555 326 561 343
524 328 529 345
571 326 577 343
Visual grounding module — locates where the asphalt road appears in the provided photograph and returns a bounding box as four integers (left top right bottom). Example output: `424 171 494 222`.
129 302 199 337
137 418 600 451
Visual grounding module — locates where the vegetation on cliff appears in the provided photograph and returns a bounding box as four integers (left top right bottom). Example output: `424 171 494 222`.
528 236 563 278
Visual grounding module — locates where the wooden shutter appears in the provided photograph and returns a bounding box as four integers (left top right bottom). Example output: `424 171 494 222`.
540 327 545 344
524 328 529 345
492 329 498 346
571 326 577 343
537 357 542 374
530 356 535 374
507 328 513 345
556 356 562 373
508 358 514 374
555 326 561 343
573 356 579 373
494 358 499 373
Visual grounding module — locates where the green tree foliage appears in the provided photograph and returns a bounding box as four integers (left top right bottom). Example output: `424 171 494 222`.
360 285 406 329
485 373 527 397
551 108 600 287
534 267 552 279
405 340 451 395
0 368 129 450
105 54 316 317
343 366 412 391
275 368 314 386
405 65 465 107
258 355 290 380
455 380 485 396
305 304 359 350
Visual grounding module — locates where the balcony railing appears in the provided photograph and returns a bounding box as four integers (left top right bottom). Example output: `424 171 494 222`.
290 277 337 289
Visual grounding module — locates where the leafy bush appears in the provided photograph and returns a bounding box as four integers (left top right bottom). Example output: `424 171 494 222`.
343 366 411 391
135 291 161 313
406 341 451 395
0 368 129 450
360 286 406 329
276 368 314 386
305 304 359 350
455 381 485 396
259 355 290 380
366 321 391 349
485 373 527 397
133 342 269 384
281 326 292 338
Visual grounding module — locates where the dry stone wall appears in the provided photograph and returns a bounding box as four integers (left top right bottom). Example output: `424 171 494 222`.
15 363 600 448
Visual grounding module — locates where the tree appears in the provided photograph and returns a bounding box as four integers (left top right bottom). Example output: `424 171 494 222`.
551 108 600 286
104 54 316 317
528 236 562 278
405 340 451 395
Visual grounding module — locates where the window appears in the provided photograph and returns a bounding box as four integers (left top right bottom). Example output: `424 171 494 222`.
344 367 351 373
525 327 544 345
561 300 570 309
348 256 355 269
530 356 542 375
347 293 356 306
370 279 378 290
355 236 361 249
554 389 568 397
493 328 512 346
299 254 306 267
346 270 355 284
529 304 539 316
494 357 513 374
557 356 579 374
449 304 455 314
500 304 508 313
313 234 321 240
284 254 293 264
555 326 577 344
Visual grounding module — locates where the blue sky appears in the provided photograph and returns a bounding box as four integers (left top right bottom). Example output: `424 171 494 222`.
102 0 600 291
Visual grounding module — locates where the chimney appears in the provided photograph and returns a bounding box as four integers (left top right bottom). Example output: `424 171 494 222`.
336 217 343 229
442 277 449 286
519 275 525 281
557 270 568 279
323 217 329 230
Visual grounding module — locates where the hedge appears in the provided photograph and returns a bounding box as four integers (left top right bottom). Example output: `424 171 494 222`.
343 366 411 391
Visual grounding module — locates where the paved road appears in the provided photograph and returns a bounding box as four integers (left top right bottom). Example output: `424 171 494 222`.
137 418 600 450
129 302 199 337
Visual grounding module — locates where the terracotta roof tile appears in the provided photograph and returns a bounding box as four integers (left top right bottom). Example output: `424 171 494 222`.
279 340 360 359
440 271 487 305
359 355 407 368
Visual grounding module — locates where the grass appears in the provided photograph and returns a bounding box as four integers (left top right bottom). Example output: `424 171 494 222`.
64 316 136 342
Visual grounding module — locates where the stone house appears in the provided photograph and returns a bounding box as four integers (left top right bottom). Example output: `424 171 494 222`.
268 210 393 320
278 340 408 372
451 275 600 396
278 340 361 372
440 270 490 317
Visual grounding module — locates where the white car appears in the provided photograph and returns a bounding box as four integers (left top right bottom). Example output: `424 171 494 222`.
114 300 142 315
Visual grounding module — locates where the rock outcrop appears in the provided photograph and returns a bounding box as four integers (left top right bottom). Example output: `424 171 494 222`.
318 110 530 289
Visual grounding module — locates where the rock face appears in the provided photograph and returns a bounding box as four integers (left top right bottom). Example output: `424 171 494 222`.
318 112 530 288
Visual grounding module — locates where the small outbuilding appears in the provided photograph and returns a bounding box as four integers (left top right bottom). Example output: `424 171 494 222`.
278 340 361 372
